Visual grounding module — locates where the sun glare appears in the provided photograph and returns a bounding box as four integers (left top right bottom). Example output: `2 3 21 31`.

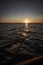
25 20 28 27
25 20 28 23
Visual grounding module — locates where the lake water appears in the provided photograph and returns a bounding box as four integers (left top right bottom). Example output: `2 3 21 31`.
0 23 43 64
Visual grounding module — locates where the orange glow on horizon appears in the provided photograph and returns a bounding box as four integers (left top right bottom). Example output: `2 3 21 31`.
0 17 43 23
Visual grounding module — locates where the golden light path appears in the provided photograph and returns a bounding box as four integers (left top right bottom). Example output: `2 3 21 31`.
25 19 30 28
24 19 30 32
23 20 28 32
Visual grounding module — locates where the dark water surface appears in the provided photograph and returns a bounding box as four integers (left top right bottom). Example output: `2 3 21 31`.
0 23 43 64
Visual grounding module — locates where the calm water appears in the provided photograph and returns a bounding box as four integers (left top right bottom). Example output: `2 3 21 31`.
0 23 43 64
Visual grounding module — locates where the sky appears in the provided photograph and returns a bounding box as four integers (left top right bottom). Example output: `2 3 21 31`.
0 0 43 23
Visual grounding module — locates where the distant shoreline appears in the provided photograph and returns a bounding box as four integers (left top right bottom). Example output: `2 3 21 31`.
0 23 43 24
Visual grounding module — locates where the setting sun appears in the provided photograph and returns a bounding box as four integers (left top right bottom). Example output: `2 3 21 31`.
25 20 28 23
25 19 30 24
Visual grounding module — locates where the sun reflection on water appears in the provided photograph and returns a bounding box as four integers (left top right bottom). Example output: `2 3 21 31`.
22 32 27 37
24 20 29 32
25 20 28 28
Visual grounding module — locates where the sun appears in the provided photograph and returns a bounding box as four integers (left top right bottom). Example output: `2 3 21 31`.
25 20 28 23
25 19 30 23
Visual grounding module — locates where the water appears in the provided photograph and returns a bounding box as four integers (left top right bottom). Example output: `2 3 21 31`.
0 23 43 64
